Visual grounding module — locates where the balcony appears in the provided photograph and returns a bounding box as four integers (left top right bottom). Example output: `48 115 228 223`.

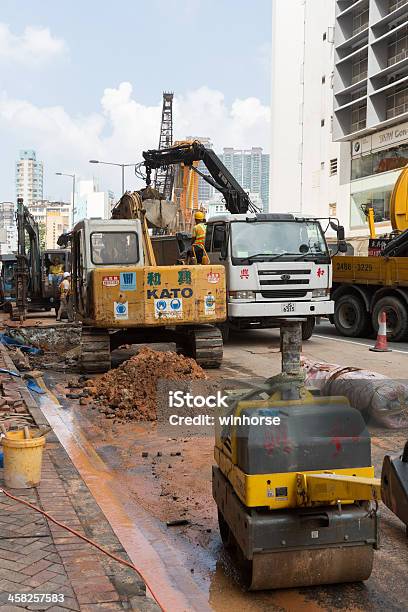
337 0 366 19
388 47 408 65
389 0 408 13
386 101 408 117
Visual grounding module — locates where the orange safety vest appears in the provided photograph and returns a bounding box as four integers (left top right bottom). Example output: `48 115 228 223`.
192 223 206 248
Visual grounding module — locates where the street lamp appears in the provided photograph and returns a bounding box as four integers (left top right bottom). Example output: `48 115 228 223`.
89 160 136 195
56 172 76 226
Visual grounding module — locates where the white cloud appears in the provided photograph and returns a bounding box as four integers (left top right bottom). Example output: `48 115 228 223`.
0 82 270 199
0 22 66 66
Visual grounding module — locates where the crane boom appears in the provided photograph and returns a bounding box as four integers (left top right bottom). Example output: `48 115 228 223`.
143 141 257 214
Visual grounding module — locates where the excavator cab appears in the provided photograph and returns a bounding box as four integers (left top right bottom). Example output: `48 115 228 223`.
71 218 144 324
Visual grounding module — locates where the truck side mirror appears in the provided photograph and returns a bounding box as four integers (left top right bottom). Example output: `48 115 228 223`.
337 225 345 241
338 240 348 253
220 243 228 260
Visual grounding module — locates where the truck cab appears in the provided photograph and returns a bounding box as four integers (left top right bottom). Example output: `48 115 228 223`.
205 213 334 339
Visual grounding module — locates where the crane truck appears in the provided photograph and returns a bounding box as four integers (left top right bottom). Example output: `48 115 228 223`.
332 165 408 341
143 141 347 341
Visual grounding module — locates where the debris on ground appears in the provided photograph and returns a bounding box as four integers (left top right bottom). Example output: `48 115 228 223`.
5 323 81 353
73 347 207 422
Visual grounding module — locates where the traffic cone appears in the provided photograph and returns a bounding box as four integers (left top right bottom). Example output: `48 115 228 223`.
370 310 392 352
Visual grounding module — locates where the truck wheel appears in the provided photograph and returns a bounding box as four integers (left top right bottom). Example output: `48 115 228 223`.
372 296 408 342
301 317 315 341
334 294 370 337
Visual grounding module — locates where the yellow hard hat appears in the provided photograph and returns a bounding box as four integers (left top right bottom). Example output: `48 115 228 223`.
195 211 205 221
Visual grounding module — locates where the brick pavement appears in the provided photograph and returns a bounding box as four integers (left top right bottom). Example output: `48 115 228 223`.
0 344 159 611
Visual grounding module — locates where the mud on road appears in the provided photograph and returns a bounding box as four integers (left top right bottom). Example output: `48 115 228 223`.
40 342 408 612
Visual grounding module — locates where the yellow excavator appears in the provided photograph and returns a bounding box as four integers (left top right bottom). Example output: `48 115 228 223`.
62 187 226 372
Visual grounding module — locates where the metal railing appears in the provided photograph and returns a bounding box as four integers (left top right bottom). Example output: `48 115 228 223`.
388 48 408 66
386 101 408 118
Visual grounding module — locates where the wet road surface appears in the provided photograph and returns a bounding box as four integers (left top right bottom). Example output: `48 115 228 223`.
36 325 408 611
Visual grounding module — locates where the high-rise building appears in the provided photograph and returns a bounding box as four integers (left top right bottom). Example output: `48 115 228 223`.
185 136 214 203
74 179 113 224
30 200 71 249
270 0 408 248
0 202 17 254
15 150 43 207
219 148 270 211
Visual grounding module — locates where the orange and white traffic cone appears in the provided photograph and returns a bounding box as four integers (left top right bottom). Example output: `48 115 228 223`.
370 310 392 352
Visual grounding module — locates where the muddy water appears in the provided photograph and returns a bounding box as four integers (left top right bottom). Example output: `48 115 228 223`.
37 371 408 612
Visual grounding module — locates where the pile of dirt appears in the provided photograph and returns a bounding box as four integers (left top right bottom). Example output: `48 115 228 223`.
82 347 207 421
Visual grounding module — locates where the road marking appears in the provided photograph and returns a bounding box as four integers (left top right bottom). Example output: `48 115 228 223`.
314 334 408 355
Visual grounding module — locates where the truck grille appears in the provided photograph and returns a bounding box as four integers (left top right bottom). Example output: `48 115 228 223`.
258 269 310 276
260 290 308 299
260 279 309 286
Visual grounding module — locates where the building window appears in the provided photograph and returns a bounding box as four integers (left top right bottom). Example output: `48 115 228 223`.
323 32 327 41
389 1 408 15
329 202 337 216
321 162 325 170
351 185 392 228
352 6 369 37
330 158 338 175
386 83 408 119
351 142 408 180
322 75 326 84
351 101 367 133
351 50 368 84
388 24 408 66
321 119 325 127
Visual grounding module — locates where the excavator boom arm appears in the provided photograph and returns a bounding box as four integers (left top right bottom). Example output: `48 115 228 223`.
143 141 255 214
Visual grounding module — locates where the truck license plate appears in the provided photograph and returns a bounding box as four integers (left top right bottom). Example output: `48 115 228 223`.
282 302 296 313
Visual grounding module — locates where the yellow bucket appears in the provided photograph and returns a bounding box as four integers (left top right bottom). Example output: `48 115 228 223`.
2 430 46 489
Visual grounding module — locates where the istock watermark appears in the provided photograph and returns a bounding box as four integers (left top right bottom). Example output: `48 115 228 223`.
168 390 229 409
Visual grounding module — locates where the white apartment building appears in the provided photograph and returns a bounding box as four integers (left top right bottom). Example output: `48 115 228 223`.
270 0 408 250
15 150 44 207
74 179 115 224
220 148 270 212
0 202 17 254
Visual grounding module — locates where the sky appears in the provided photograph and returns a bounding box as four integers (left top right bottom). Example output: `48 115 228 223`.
0 0 272 202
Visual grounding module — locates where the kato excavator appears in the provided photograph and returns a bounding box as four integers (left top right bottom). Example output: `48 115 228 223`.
65 187 226 372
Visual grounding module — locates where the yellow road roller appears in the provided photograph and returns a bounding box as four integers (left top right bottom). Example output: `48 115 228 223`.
213 319 381 590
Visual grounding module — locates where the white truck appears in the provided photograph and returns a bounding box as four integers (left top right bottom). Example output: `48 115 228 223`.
142 143 345 341
205 212 339 341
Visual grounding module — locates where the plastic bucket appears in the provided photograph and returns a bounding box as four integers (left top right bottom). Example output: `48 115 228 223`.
1 430 46 488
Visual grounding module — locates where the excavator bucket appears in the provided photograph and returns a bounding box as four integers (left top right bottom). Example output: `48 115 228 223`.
143 198 178 229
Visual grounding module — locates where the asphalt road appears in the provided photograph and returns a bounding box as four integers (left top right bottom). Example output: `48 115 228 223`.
314 319 408 354
35 321 408 611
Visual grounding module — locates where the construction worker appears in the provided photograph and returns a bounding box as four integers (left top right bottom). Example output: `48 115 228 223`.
56 272 74 322
192 211 207 264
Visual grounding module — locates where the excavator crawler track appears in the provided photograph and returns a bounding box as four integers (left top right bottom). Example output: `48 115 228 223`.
188 326 223 369
80 327 111 373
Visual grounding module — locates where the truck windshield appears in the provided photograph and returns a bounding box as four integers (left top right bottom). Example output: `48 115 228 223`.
91 232 139 265
231 221 328 261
